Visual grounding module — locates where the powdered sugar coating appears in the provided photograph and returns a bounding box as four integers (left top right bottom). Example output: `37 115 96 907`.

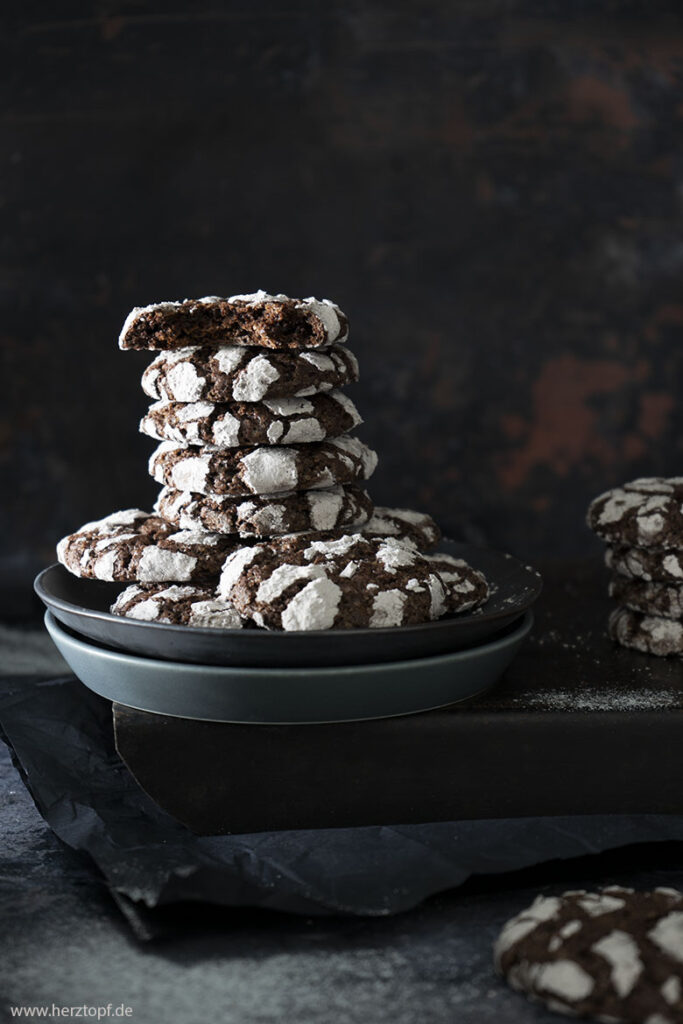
57 509 242 583
140 391 362 449
610 575 683 620
219 535 485 631
148 436 378 497
361 507 441 551
154 484 373 538
609 606 683 656
607 545 683 584
110 583 245 629
588 478 683 548
425 552 490 613
141 344 359 404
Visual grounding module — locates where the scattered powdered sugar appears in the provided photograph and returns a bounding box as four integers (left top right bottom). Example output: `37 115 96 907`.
516 687 680 712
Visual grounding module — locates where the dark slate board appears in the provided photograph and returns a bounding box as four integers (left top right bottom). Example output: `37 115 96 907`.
111 560 683 832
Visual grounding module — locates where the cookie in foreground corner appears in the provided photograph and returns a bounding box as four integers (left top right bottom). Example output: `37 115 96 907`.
495 886 683 1022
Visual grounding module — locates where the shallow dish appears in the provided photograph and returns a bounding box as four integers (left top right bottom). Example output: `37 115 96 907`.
44 609 533 724
34 542 541 668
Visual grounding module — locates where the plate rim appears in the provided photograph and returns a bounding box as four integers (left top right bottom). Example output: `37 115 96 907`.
34 542 542 642
44 608 535 677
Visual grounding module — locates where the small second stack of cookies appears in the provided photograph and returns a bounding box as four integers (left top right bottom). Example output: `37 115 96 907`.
57 290 489 631
587 476 683 656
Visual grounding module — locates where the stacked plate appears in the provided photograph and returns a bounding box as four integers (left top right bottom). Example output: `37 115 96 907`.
35 541 540 724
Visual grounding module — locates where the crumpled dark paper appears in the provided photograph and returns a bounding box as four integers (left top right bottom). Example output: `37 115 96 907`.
3 674 683 938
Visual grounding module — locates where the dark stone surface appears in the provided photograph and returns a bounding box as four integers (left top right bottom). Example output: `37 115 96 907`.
4 2 683 616
4 712 683 1024
3 590 683 1021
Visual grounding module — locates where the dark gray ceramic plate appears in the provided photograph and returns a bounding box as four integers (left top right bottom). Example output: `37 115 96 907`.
44 609 534 724
35 541 542 668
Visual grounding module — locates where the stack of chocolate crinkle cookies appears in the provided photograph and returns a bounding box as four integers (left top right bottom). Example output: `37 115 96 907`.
57 291 489 631
588 476 683 656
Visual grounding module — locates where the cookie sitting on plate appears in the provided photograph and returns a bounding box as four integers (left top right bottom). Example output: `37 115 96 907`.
219 534 488 631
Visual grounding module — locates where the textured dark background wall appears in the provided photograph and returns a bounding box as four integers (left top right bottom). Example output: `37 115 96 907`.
3 1 683 615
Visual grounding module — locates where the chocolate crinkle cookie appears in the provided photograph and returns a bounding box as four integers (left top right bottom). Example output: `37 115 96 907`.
606 545 683 584
119 290 348 352
148 436 378 497
495 886 683 1023
111 583 246 629
361 507 441 551
155 484 373 538
609 606 683 657
218 534 488 631
425 552 490 613
141 343 359 404
57 509 242 583
587 478 683 549
609 575 683 620
140 391 362 448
